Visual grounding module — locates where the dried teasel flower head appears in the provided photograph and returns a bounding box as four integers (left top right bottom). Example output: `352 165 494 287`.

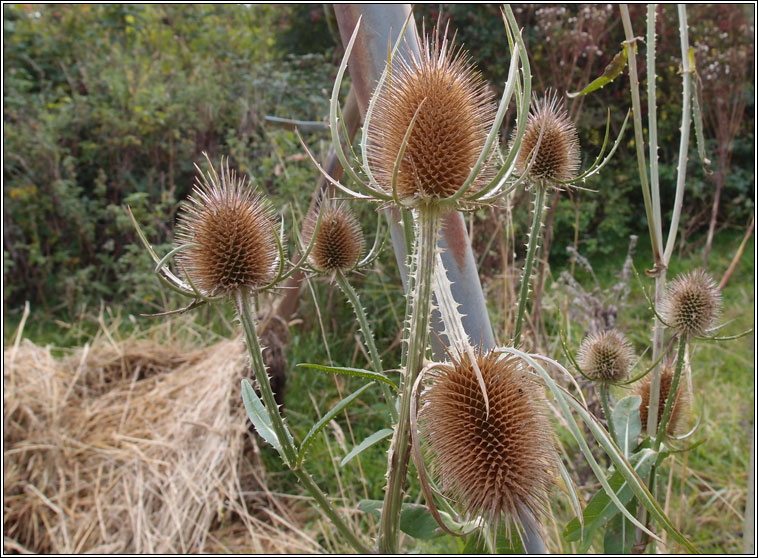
637 362 691 437
366 27 497 203
576 329 635 384
419 349 556 535
301 201 364 274
174 155 279 296
514 91 580 187
661 270 721 338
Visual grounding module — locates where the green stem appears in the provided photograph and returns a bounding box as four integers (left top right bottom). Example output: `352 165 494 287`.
654 335 687 450
335 270 398 423
236 288 297 466
599 384 619 447
235 289 370 554
620 5 663 263
513 184 546 347
292 468 371 554
378 205 440 554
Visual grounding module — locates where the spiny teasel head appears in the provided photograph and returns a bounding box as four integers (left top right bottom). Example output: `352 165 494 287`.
418 349 556 535
661 270 721 338
366 28 497 203
576 329 635 384
637 362 690 436
174 155 279 296
301 201 364 274
514 91 580 187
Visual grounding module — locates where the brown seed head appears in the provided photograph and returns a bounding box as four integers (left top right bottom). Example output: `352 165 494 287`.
576 329 635 384
661 270 721 338
637 362 690 437
366 29 497 202
301 202 364 273
514 92 580 186
419 350 556 533
175 157 278 296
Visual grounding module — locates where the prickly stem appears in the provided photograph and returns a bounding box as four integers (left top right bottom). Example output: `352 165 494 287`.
513 184 547 347
378 204 440 554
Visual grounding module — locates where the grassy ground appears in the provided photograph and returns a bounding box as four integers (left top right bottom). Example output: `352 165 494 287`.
4 226 753 553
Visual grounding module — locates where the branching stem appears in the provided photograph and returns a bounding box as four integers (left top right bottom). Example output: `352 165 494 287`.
235 288 370 554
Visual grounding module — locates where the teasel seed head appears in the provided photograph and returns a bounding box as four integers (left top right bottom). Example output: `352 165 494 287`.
174 156 279 296
576 329 635 384
661 270 721 338
514 91 580 187
419 350 556 534
637 362 690 437
301 201 364 274
366 29 497 202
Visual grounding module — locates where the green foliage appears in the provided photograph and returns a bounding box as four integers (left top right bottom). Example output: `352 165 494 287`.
3 4 338 315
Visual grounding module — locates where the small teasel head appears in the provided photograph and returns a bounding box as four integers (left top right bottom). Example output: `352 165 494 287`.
637 362 690 437
366 27 497 204
419 349 556 535
301 201 364 274
514 91 580 187
661 270 721 338
576 329 635 384
174 155 279 297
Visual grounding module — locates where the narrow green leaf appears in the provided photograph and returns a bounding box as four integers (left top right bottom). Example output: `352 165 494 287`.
297 383 373 467
689 48 712 174
340 428 393 467
241 379 282 454
297 363 399 392
568 48 628 98
612 395 643 458
563 449 655 544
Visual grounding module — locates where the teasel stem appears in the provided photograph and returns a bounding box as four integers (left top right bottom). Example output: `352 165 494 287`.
379 205 441 554
335 270 398 423
598 384 619 447
236 288 298 466
654 335 686 450
235 288 371 554
513 183 546 347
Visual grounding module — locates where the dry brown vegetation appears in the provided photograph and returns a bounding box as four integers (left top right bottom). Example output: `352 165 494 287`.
3 319 321 554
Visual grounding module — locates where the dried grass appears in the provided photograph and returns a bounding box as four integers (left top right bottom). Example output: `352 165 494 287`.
3 319 321 554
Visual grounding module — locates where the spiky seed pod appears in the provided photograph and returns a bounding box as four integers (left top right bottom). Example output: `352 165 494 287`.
637 363 690 436
514 92 580 186
301 202 364 273
576 329 635 384
366 30 497 202
175 158 278 296
419 350 556 534
661 270 721 338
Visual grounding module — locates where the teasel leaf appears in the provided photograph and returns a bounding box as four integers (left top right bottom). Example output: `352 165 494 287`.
498 348 699 552
297 363 399 392
340 428 394 467
612 395 643 458
567 48 628 98
563 448 655 544
241 379 284 456
297 383 373 467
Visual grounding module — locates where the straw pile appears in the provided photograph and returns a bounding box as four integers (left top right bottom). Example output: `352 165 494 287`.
3 321 321 554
